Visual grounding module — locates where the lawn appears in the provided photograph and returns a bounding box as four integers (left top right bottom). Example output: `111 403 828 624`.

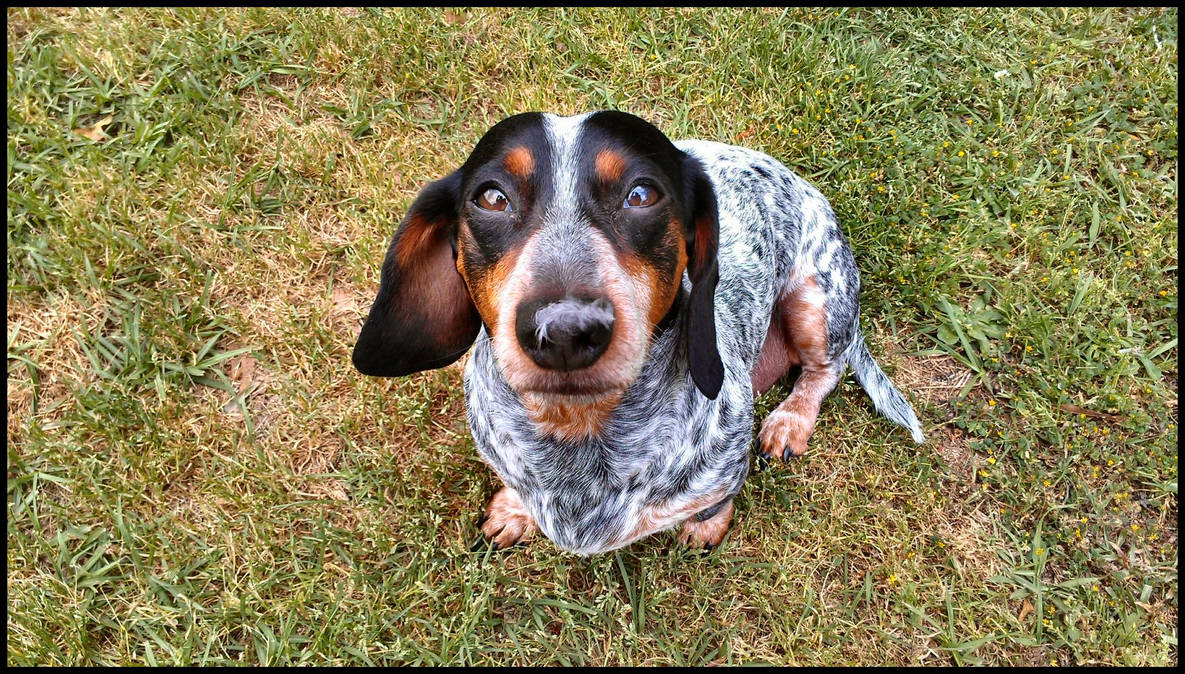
6 7 1177 666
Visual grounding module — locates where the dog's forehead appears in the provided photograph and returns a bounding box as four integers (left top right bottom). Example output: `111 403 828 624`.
463 112 549 171
467 111 679 167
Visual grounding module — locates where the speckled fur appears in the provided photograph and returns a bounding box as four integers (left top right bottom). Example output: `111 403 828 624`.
461 117 923 555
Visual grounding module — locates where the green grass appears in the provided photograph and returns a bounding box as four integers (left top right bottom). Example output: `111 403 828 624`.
6 7 1177 666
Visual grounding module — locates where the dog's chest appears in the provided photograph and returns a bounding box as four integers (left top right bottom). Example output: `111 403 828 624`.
464 331 751 554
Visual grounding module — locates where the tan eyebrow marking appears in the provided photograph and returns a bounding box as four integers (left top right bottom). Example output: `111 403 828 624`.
503 146 535 178
595 149 626 183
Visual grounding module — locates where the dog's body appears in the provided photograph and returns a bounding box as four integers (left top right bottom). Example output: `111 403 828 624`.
354 112 923 555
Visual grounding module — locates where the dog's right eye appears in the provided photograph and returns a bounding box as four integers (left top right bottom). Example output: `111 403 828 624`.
475 187 512 212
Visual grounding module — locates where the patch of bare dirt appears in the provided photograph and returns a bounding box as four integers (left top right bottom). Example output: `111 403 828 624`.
893 353 974 407
933 426 973 479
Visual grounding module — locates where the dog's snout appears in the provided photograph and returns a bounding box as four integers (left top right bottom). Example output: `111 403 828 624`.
516 296 615 371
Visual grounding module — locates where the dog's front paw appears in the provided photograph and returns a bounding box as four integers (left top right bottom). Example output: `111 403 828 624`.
677 501 734 550
757 402 815 461
479 486 538 550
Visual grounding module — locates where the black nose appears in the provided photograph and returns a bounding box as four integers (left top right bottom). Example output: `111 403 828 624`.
516 296 615 371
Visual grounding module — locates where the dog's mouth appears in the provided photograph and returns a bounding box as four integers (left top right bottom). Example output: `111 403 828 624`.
513 372 630 402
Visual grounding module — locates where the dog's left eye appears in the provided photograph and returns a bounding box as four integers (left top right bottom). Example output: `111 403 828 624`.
623 184 660 209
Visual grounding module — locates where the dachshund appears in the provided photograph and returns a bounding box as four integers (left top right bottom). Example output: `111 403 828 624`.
353 111 924 555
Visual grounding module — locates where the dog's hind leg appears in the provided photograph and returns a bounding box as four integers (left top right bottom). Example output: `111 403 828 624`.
756 275 842 460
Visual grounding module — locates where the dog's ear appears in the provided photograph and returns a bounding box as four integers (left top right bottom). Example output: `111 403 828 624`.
353 170 481 377
681 155 724 399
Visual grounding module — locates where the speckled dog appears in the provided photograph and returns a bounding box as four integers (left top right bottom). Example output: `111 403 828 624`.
353 111 924 555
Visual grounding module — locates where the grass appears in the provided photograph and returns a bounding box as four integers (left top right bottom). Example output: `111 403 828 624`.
6 7 1177 666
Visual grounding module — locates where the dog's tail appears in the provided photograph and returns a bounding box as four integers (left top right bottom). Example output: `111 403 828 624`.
845 331 925 443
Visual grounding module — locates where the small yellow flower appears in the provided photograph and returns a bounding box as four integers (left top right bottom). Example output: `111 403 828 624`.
957 150 965 157
988 399 997 407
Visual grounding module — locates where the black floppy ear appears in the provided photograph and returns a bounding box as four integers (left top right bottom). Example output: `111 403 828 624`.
352 170 481 377
681 155 724 399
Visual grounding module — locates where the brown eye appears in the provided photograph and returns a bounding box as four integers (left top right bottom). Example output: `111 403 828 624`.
476 187 512 212
624 184 659 208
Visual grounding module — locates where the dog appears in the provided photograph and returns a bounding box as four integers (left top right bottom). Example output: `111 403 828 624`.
353 111 924 555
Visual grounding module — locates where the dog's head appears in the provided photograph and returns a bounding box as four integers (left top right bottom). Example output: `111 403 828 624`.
352 111 722 402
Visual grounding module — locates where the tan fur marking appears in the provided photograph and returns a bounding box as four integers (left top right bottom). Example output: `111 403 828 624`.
523 390 622 441
677 500 734 548
481 486 538 548
757 275 839 459
784 277 829 362
595 149 627 183
502 146 534 178
457 225 524 336
616 251 665 329
616 216 687 332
